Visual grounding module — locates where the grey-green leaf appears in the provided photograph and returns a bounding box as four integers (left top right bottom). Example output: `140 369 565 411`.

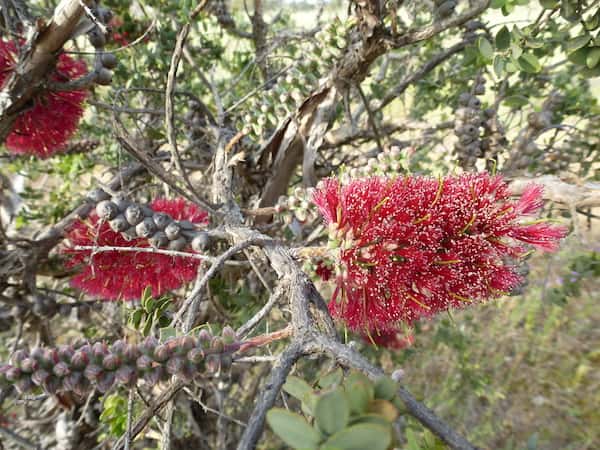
566 34 591 52
586 47 600 68
266 409 321 449
374 376 396 401
283 376 314 401
518 53 541 73
320 423 391 450
478 37 494 60
314 390 350 435
495 26 511 50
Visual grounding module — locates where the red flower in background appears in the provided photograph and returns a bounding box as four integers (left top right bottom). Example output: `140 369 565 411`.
365 330 415 350
63 198 209 301
313 173 567 336
0 40 87 158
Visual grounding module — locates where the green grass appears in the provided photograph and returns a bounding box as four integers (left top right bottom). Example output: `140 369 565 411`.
390 244 600 449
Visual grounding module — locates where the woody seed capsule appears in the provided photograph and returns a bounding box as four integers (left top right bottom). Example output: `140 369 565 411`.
136 218 157 238
96 200 118 220
125 204 144 226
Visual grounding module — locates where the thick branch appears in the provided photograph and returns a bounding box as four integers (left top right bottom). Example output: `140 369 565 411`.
0 0 93 141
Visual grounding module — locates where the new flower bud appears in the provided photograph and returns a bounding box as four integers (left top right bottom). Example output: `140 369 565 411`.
87 188 110 203
221 326 236 345
166 357 184 375
136 355 153 371
96 372 115 393
84 364 103 381
95 68 113 86
115 366 135 385
153 344 170 362
71 351 88 370
53 362 71 378
31 369 50 386
102 354 121 371
187 348 204 364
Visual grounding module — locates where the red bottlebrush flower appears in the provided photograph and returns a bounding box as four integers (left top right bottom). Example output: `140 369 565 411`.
315 259 334 281
0 39 88 158
63 198 209 301
364 330 415 350
313 173 567 334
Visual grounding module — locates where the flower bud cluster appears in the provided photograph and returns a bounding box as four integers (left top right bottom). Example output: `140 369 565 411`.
0 327 239 396
87 188 211 252
454 75 507 168
343 146 405 180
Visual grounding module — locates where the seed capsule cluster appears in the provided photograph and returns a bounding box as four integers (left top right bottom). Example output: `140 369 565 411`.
0 327 239 396
87 189 210 252
86 2 118 86
240 18 350 140
506 92 566 173
453 75 508 169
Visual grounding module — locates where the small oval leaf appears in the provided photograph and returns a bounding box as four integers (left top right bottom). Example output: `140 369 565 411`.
495 26 511 50
321 423 391 450
373 376 396 401
266 409 321 450
314 389 350 435
478 37 494 60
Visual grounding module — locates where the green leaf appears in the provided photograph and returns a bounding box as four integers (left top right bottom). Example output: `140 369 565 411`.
525 38 544 49
495 26 511 50
561 0 580 22
373 376 396 401
283 376 314 401
493 55 506 77
568 47 590 65
266 409 321 450
318 368 344 389
314 390 350 435
539 0 559 7
491 0 505 8
344 373 374 414
518 53 542 73
405 428 422 450
566 34 591 52
320 423 391 450
504 95 529 108
140 286 153 310
478 37 494 60
586 47 600 68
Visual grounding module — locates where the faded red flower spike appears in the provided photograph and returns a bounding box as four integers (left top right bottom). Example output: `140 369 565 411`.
0 40 88 158
312 173 567 335
64 198 208 301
